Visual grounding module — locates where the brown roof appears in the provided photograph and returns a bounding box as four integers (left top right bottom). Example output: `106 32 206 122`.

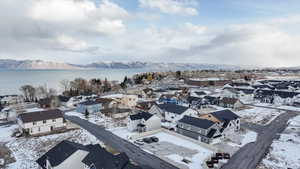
220 97 239 105
95 98 115 104
19 109 63 123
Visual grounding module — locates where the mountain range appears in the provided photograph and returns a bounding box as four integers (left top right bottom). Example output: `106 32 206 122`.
0 59 247 71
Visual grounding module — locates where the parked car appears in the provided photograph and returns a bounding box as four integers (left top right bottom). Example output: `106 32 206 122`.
150 136 159 142
143 137 153 144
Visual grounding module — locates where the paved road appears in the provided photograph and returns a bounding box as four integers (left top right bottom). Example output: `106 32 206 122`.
221 112 298 169
64 115 179 169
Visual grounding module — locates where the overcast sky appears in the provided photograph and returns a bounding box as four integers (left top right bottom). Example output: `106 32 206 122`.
1 0 300 67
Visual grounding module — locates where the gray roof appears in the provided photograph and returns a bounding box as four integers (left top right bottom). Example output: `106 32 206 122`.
19 109 63 123
178 115 215 129
129 112 153 121
210 109 240 122
79 100 100 106
36 140 88 169
157 103 189 115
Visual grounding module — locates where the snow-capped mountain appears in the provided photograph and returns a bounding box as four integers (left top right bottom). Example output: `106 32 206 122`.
0 59 245 70
0 59 78 70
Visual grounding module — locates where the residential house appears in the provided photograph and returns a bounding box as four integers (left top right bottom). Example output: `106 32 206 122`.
158 94 178 104
95 98 118 109
149 103 197 123
220 88 240 98
176 115 222 144
17 109 66 135
203 96 219 105
218 97 244 110
186 96 208 109
120 95 138 108
36 140 141 169
200 109 240 137
101 108 132 119
135 101 156 111
76 101 101 114
127 111 161 132
141 88 154 98
39 97 61 109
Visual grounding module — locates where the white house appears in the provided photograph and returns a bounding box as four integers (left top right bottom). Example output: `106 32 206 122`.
127 111 161 132
200 109 240 138
17 109 66 135
149 103 197 123
121 95 138 108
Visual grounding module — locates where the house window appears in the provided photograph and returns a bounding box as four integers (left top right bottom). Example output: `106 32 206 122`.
38 127 40 132
43 120 47 124
33 122 36 125
52 119 56 122
229 123 231 127
236 120 239 124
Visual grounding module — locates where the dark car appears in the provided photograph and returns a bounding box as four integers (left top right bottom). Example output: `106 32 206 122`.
150 136 159 142
143 137 153 144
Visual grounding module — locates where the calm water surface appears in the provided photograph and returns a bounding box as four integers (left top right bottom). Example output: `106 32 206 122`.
0 69 147 95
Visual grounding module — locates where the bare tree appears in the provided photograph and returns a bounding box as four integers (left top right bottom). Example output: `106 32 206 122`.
20 85 36 102
60 79 70 93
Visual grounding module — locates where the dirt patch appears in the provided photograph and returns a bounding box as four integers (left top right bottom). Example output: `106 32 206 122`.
0 143 16 168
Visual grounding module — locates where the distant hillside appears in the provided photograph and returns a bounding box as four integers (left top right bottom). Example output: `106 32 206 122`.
0 59 78 70
0 59 245 71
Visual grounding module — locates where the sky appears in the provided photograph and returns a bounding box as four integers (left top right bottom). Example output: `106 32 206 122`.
1 0 300 67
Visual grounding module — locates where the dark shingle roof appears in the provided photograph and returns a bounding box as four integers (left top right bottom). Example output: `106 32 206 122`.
129 111 153 121
210 109 239 122
187 96 202 103
19 109 63 123
157 103 189 115
79 100 100 106
36 140 89 169
82 145 129 169
178 115 215 129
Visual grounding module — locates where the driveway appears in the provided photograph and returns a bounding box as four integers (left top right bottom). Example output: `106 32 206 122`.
64 115 179 169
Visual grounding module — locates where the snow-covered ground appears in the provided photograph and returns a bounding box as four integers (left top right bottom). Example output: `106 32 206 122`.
2 125 101 169
236 107 285 125
139 131 214 169
109 127 137 140
261 115 300 169
65 111 105 125
0 124 18 143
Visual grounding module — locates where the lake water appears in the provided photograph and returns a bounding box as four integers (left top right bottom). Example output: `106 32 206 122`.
0 69 147 95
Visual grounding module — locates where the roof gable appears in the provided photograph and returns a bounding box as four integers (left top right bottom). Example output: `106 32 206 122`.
210 109 239 122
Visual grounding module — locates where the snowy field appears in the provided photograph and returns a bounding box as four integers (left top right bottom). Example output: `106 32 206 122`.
236 107 285 125
139 132 214 169
0 124 101 169
260 115 300 169
109 127 137 140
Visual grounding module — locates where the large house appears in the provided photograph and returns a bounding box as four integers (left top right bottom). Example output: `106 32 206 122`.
36 140 141 169
17 109 66 135
200 109 240 137
176 115 222 144
127 111 161 132
176 109 240 144
218 97 244 110
101 108 132 119
149 103 197 123
76 101 102 114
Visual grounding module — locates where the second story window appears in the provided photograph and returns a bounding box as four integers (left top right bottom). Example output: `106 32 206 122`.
53 119 56 122
43 120 46 124
33 122 36 125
